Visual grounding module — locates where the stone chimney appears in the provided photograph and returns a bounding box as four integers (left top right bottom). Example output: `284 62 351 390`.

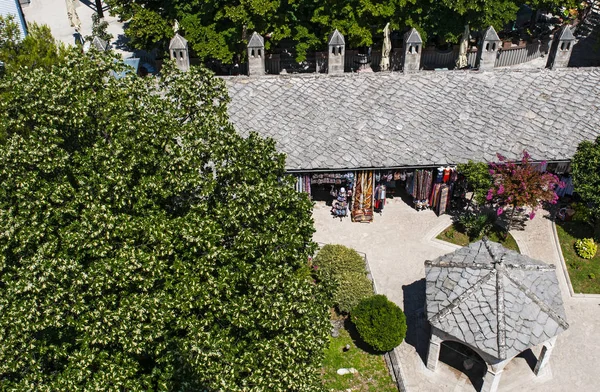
328 29 345 74
247 32 265 76
169 33 190 72
548 26 576 69
402 28 422 73
477 26 501 70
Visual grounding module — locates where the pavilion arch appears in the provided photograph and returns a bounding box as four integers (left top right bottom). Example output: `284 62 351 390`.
424 238 568 392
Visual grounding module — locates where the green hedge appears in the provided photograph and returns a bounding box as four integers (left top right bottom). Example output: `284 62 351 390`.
313 244 373 313
351 295 407 352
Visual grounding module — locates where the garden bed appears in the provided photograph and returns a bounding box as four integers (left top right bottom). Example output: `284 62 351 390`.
436 223 520 253
321 322 396 392
555 221 600 294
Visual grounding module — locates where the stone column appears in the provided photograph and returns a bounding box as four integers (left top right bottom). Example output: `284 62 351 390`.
548 26 576 69
534 336 557 375
247 32 266 76
477 26 501 70
402 28 422 73
426 333 442 371
328 29 345 75
481 359 509 392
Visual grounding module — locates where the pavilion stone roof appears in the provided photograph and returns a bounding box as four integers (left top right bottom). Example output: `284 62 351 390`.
225 68 600 171
425 238 568 361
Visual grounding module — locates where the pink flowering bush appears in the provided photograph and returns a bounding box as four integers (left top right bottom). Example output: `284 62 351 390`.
487 151 563 231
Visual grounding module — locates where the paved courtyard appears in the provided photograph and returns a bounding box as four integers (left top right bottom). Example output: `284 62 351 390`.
21 0 132 58
313 198 600 392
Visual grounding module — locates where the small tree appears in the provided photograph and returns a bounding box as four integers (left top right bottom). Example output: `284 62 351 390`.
487 151 561 235
88 12 113 43
0 18 66 75
572 136 600 234
351 295 406 352
457 160 492 210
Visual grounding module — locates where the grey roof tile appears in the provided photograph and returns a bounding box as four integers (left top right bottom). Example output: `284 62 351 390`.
225 69 600 171
424 238 569 361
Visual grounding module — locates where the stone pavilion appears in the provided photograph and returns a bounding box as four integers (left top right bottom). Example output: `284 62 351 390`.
424 238 569 392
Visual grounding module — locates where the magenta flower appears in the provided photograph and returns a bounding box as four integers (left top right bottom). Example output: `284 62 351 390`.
486 189 494 201
497 184 505 195
313 265 319 270
497 207 504 216
529 212 536 220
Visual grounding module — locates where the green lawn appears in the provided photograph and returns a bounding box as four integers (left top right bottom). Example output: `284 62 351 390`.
321 327 396 392
437 224 520 253
555 221 600 294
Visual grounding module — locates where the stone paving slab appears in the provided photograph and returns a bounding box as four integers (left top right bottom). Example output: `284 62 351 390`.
313 200 600 392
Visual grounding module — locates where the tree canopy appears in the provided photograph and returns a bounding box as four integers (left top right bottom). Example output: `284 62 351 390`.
572 136 600 227
0 49 330 390
106 0 578 62
487 151 560 229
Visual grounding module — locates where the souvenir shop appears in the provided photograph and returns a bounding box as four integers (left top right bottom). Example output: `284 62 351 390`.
293 160 574 223
294 166 461 222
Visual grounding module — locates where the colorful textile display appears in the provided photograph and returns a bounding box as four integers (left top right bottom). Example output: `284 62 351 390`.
295 174 311 195
374 184 386 212
556 176 574 197
352 171 374 222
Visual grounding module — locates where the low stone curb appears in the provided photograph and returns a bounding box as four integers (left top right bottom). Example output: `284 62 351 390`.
551 222 600 299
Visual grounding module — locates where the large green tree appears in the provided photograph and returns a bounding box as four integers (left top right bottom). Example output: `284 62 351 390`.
106 0 576 62
0 49 330 390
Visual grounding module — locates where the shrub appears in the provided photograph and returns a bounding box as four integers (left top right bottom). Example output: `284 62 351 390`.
351 295 407 352
336 272 374 314
575 238 597 259
457 211 495 239
313 245 373 313
313 244 367 278
571 203 593 223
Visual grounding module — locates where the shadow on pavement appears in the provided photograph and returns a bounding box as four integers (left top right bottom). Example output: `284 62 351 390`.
402 279 429 364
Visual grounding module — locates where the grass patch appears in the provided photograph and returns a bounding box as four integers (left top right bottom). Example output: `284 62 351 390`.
555 221 600 294
436 224 520 253
321 326 396 392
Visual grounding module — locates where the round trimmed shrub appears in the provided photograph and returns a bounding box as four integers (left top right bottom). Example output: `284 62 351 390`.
351 295 407 352
336 272 374 314
575 238 597 259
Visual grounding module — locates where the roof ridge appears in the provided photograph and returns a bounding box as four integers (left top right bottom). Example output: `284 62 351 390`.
503 270 569 330
496 262 507 359
429 269 496 325
424 259 494 270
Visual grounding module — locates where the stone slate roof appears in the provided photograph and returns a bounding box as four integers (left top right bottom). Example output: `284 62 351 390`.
169 33 188 49
225 68 600 171
248 32 264 48
328 29 345 46
425 238 568 361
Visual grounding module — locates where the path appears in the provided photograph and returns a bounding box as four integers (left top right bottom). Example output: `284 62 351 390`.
313 199 600 392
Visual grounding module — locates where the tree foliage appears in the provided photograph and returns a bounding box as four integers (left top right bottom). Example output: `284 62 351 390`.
487 151 561 229
106 0 577 62
573 136 600 215
0 16 66 75
351 294 406 352
0 49 330 391
457 160 492 206
313 244 373 314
